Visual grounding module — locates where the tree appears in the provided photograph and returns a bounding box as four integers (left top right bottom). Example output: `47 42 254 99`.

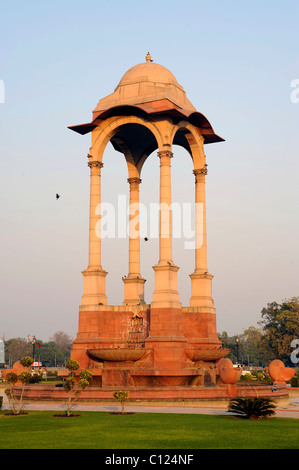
63 360 92 417
4 332 72 367
259 297 299 365
49 331 73 352
218 332 239 363
112 391 130 414
5 338 32 366
5 356 34 415
218 331 229 348
38 341 66 367
241 326 263 366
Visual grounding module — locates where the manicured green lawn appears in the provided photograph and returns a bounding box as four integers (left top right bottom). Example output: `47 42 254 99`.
0 411 298 449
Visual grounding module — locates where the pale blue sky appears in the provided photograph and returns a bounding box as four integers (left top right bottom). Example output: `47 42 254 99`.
1 0 298 341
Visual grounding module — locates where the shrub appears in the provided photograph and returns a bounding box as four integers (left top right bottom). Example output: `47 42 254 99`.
228 397 277 419
63 360 92 416
20 357 34 368
256 372 264 381
240 373 254 382
113 391 130 414
29 374 43 384
5 356 34 415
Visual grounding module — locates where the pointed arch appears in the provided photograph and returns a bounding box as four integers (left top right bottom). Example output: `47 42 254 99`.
171 121 206 169
89 115 163 170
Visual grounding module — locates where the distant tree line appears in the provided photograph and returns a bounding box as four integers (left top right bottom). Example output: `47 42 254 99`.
3 331 72 368
218 297 299 367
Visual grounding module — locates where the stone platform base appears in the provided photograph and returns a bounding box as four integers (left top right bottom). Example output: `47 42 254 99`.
15 383 290 407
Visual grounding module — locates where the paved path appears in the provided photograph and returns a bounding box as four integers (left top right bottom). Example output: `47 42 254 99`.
1 390 299 418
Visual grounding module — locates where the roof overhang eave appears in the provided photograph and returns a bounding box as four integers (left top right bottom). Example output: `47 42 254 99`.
68 104 225 142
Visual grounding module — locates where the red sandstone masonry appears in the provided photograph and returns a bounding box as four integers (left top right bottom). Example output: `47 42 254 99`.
15 383 289 403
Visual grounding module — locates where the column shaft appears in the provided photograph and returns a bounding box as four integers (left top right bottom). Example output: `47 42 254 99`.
123 176 145 305
151 150 180 308
190 163 214 309
81 159 107 306
128 177 141 276
158 151 173 263
88 161 103 268
194 165 208 272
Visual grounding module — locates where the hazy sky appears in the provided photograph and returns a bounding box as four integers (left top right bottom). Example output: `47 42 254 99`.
1 0 298 341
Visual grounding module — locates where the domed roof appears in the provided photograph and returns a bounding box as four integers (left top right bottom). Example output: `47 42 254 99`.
69 54 224 145
94 53 196 113
116 53 181 89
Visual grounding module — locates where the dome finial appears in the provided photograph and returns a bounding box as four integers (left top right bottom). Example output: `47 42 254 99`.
146 52 152 62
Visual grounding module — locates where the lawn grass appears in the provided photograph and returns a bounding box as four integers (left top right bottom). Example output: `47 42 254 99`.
0 411 298 449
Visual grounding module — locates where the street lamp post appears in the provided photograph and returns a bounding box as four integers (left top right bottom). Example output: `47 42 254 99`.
32 336 37 362
236 335 240 364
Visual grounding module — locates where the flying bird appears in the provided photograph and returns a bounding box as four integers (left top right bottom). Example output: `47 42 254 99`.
56 194 60 200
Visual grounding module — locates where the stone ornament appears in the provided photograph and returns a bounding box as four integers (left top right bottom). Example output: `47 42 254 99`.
218 358 243 385
268 359 295 384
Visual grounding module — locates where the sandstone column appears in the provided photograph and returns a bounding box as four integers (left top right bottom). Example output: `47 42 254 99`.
194 165 208 273
151 150 180 308
81 159 108 306
123 177 145 305
128 177 142 276
158 151 173 263
186 161 220 349
190 164 214 308
147 150 186 368
88 160 103 268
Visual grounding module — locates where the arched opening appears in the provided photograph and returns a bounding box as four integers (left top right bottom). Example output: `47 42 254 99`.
171 129 195 307
110 123 158 172
100 141 128 305
138 148 160 304
100 122 159 305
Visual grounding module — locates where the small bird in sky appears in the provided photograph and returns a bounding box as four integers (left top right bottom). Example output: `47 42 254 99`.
56 194 60 200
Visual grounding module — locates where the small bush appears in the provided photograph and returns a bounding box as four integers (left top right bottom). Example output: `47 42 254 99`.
240 373 254 382
29 374 43 384
240 371 272 383
228 397 277 419
5 356 34 415
20 357 34 368
256 372 264 381
113 391 130 414
63 361 92 416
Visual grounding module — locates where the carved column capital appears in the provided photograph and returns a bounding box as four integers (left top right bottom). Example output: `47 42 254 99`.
193 164 208 181
127 177 142 185
127 177 142 191
158 150 173 164
88 160 104 169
